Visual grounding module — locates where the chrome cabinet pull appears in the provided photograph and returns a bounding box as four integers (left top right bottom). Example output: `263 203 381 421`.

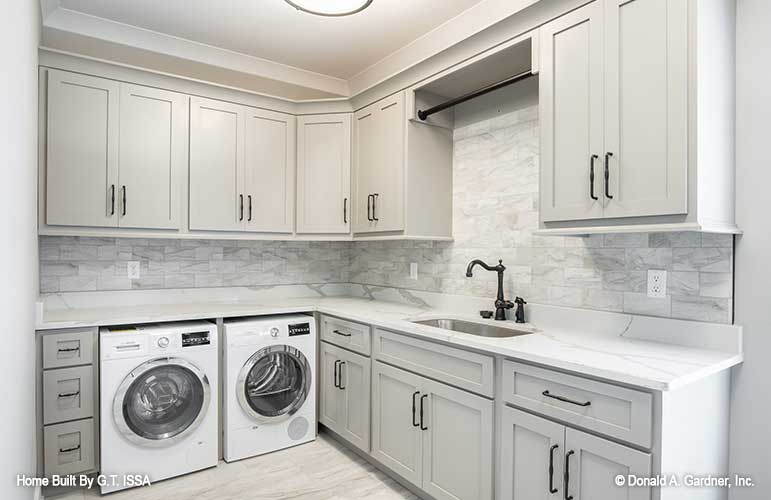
549 444 559 494
604 152 614 199
372 193 379 221
419 394 428 430
57 391 80 399
590 155 599 200
412 391 420 427
59 445 81 454
333 329 351 337
542 390 591 407
564 450 575 500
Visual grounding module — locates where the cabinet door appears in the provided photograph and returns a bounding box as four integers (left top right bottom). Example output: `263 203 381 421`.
421 378 494 500
499 407 564 500
539 1 605 222
603 0 688 218
319 342 345 434
118 84 187 230
352 103 379 233
564 428 651 500
339 349 371 452
46 70 119 227
189 97 244 231
243 109 295 233
296 114 352 234
371 361 424 487
370 92 405 232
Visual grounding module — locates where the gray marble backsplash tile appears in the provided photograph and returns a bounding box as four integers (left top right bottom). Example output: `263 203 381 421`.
39 105 734 324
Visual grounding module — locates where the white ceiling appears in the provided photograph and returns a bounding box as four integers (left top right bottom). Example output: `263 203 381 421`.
56 0 486 80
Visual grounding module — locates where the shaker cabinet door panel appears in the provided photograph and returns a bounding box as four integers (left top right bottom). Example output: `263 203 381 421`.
603 0 688 218
371 93 406 232
319 343 345 433
118 84 187 230
339 349 371 452
189 97 244 231
243 109 295 233
352 105 379 233
296 114 351 234
46 70 120 228
539 1 605 222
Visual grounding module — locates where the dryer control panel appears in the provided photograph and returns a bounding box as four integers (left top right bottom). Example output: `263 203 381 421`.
288 322 311 336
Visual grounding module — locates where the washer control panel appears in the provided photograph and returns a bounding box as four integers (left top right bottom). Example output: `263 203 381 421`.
288 322 311 337
182 330 211 347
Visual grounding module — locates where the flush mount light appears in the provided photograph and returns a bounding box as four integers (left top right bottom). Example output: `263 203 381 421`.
284 0 373 17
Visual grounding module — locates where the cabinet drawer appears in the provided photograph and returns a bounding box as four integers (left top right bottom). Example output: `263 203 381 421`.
43 366 94 425
502 360 652 448
42 329 95 368
44 419 95 476
373 328 494 397
320 315 371 355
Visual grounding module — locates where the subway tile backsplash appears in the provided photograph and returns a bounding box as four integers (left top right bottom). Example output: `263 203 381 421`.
39 105 734 324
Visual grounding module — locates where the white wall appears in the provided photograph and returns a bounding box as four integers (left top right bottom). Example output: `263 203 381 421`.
730 0 771 498
0 3 39 500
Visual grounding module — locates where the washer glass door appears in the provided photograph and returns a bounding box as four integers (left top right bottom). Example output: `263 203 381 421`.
115 357 210 447
237 345 311 423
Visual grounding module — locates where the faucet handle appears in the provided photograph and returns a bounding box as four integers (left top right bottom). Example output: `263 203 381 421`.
515 296 527 305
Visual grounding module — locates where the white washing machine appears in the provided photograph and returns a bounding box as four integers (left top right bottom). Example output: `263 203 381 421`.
99 322 218 493
223 315 316 462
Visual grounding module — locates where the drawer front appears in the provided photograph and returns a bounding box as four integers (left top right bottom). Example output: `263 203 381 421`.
43 366 94 425
44 419 96 476
42 329 95 368
502 360 653 448
320 315 371 355
373 328 494 397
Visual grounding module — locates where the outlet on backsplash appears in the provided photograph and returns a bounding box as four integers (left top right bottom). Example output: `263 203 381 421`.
410 263 418 280
127 261 141 280
647 270 667 299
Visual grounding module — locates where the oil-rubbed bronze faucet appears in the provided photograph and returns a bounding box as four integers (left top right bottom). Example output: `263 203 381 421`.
465 259 514 321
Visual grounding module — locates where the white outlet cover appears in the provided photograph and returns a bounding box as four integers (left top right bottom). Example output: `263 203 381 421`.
647 270 667 298
127 261 141 280
410 262 418 280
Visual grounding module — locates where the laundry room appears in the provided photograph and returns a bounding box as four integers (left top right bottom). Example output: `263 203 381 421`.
2 1 771 500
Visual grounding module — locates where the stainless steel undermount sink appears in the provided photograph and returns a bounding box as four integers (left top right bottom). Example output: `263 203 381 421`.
411 318 534 338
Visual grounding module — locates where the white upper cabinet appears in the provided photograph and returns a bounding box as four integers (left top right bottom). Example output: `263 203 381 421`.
539 0 738 235
243 109 295 233
296 114 351 234
189 97 295 233
46 70 120 228
46 70 186 230
118 84 187 230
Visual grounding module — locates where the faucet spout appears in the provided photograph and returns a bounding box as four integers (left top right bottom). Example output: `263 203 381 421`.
464 259 513 320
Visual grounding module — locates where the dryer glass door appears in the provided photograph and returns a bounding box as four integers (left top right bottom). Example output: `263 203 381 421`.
237 345 311 423
114 357 211 447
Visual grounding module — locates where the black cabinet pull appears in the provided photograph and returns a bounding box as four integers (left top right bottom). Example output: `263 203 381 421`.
57 391 80 399
239 194 244 221
419 394 428 430
367 194 374 221
110 184 115 215
59 445 81 454
338 361 346 390
333 359 341 388
590 155 599 200
343 197 348 224
549 444 559 494
542 390 591 407
122 186 127 216
604 152 614 199
333 329 351 337
412 391 420 427
248 195 252 222
564 450 574 500
372 193 379 221
57 346 79 353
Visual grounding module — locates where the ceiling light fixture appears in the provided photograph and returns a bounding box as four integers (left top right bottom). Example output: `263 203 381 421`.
284 0 373 17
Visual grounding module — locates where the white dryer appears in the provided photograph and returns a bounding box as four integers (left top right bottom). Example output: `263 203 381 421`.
223 315 316 462
99 322 218 493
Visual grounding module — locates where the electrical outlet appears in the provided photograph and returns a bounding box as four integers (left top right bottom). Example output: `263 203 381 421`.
127 261 141 280
647 270 667 298
410 262 418 280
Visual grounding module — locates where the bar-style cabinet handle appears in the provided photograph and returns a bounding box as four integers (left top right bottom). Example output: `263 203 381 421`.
367 194 374 221
542 390 591 407
590 155 599 200
343 198 348 224
60 445 81 454
333 359 341 388
549 444 559 494
419 394 428 430
333 329 351 337
338 362 346 390
57 391 80 399
247 195 252 222
239 194 244 221
412 391 420 427
122 186 127 216
372 193 379 221
604 152 614 199
564 450 575 500
110 185 115 215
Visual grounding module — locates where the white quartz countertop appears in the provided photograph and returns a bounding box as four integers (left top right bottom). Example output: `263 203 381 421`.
37 291 743 392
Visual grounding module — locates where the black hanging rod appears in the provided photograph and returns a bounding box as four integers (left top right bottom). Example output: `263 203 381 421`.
417 69 535 121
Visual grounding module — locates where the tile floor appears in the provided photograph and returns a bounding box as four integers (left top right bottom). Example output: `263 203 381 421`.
53 431 418 500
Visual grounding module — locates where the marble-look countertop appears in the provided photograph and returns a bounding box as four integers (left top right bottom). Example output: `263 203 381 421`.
37 289 742 392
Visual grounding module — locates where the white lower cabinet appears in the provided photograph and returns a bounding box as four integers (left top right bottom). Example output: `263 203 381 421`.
500 406 651 500
319 342 371 452
372 361 494 500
